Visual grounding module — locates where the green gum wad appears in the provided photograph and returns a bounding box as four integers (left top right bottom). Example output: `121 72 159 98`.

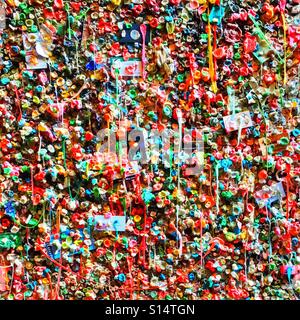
0 233 21 249
221 191 233 199
177 74 185 82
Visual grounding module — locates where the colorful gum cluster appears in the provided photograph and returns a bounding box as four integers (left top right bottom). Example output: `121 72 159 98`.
0 0 299 300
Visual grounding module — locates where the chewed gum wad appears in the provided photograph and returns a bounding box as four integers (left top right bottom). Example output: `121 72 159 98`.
0 0 299 300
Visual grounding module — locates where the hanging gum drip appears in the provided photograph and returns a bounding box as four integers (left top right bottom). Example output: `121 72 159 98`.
281 11 288 86
140 24 147 80
0 0 298 301
207 7 218 94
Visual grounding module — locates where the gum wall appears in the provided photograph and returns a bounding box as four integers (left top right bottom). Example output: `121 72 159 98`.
0 0 299 300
